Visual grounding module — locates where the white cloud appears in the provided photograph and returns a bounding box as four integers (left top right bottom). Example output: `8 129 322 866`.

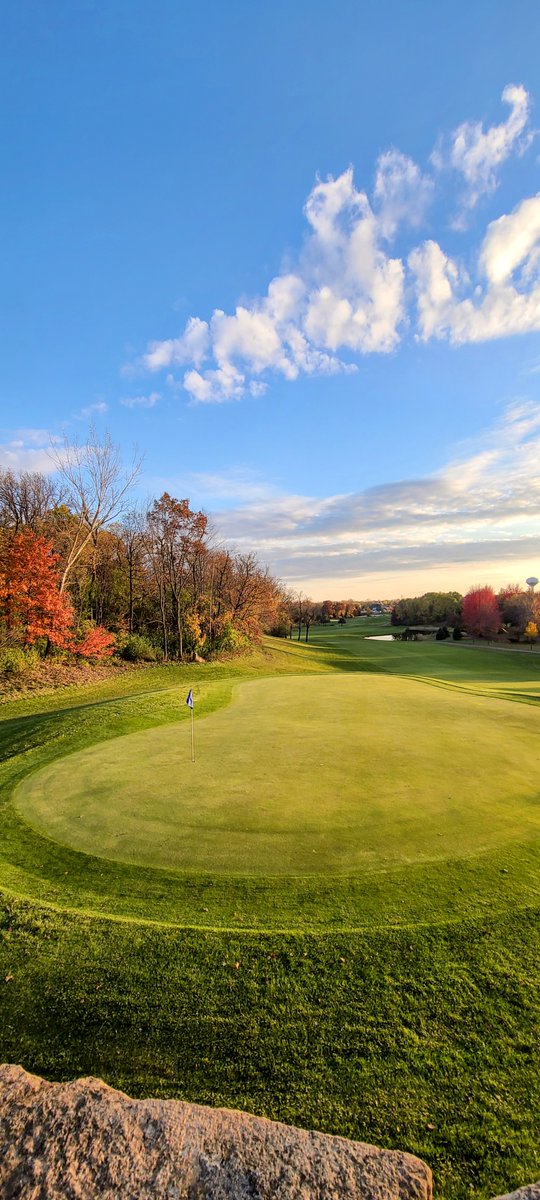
411 194 540 343
0 445 56 473
373 149 434 238
120 391 161 409
78 401 108 418
184 362 246 404
0 432 61 474
211 306 286 373
435 84 533 222
4 427 61 446
480 194 540 284
143 316 210 370
302 168 405 353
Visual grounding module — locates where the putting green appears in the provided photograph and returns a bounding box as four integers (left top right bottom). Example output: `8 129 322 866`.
15 674 540 876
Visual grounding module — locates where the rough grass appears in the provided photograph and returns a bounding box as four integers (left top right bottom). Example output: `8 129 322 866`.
1 622 540 1198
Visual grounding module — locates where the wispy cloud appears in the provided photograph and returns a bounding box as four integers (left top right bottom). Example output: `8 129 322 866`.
204 402 540 588
0 433 58 473
183 469 278 505
120 392 161 409
77 401 109 419
132 86 538 403
433 84 534 225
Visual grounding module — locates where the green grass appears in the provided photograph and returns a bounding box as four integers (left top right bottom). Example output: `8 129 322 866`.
16 672 540 877
2 622 540 1197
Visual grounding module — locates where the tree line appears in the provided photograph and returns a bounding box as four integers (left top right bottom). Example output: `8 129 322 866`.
391 586 539 643
0 434 286 670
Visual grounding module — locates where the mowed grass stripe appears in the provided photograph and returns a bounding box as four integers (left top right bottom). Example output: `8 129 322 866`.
15 674 540 882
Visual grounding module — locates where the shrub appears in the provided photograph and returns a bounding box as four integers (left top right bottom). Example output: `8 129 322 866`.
69 624 115 662
119 634 158 662
269 622 290 638
0 645 40 675
0 647 28 675
212 622 250 654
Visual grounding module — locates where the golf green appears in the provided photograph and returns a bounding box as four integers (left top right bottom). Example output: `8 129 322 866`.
15 674 540 876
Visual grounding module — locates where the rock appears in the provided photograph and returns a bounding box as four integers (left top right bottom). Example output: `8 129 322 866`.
491 1187 540 1200
0 1064 432 1200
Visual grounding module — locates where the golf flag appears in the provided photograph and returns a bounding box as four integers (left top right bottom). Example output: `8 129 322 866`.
186 689 195 761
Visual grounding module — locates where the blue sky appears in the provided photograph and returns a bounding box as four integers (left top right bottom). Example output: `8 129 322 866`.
2 0 540 598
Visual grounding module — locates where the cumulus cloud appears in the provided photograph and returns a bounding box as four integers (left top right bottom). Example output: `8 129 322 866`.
206 402 540 587
410 193 540 343
143 317 210 370
141 166 410 402
184 362 246 404
133 86 539 398
480 194 540 283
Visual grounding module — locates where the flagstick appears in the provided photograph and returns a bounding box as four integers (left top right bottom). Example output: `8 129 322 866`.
190 703 195 763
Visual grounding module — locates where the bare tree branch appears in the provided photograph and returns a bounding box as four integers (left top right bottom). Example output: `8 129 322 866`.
49 428 143 592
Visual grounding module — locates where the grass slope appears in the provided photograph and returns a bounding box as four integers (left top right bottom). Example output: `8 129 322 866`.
2 623 540 1198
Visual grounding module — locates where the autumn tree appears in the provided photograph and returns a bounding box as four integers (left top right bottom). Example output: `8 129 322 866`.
0 463 286 666
288 592 307 641
0 530 73 648
208 551 283 647
462 586 500 639
303 599 316 642
524 620 538 649
145 493 207 659
0 469 61 533
70 624 116 659
498 585 533 639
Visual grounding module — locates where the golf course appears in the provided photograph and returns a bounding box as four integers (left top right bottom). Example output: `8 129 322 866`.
1 619 540 1197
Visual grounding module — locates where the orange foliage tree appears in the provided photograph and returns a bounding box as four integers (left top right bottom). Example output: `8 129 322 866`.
0 530 73 647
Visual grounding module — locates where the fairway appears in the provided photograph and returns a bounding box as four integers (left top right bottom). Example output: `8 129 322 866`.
15 673 540 876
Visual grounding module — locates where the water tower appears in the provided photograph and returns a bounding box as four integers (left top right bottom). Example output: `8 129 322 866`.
526 576 539 592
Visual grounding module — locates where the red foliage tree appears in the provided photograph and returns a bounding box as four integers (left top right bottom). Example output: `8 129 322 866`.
462 586 501 639
70 625 116 659
0 530 73 647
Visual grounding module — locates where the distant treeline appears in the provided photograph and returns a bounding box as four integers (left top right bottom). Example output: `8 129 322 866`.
391 586 539 643
391 591 463 627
